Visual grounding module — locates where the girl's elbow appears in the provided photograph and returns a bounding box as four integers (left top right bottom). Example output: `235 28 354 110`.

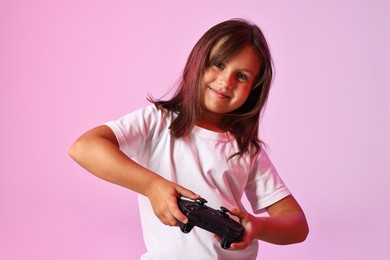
297 220 309 243
68 138 85 162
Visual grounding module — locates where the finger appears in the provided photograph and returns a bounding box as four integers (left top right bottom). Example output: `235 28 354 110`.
215 235 248 250
229 229 252 250
160 213 181 226
158 205 182 226
168 199 189 224
165 215 181 226
229 241 248 250
229 208 247 219
175 186 200 200
153 203 182 226
214 234 221 242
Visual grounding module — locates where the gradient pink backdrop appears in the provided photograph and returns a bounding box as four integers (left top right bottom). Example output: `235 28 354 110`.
1 0 389 259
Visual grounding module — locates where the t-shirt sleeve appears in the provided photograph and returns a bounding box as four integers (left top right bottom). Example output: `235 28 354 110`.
104 105 163 159
245 149 291 214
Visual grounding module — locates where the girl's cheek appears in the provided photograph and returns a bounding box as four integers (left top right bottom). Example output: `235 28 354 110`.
203 68 216 81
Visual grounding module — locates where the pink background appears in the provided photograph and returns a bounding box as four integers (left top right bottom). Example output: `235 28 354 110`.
1 0 389 259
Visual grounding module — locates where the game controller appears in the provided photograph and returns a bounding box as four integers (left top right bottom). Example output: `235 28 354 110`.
178 198 244 249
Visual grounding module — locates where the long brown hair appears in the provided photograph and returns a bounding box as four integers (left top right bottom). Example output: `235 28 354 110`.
149 18 273 158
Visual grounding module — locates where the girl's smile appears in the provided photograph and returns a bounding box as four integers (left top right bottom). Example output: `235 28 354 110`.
208 86 232 99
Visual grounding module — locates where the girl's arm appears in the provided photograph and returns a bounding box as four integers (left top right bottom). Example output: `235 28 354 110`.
225 195 309 249
69 125 200 226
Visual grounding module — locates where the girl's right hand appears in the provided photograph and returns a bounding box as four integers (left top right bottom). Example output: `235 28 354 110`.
69 125 200 226
146 178 200 226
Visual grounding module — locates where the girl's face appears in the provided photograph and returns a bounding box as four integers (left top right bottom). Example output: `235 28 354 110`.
198 45 261 130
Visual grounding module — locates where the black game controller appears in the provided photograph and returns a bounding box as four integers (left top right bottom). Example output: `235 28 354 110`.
178 198 244 249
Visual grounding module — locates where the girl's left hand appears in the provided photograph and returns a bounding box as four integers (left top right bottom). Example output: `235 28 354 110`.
214 208 263 250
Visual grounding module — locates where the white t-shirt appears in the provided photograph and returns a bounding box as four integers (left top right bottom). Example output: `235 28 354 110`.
105 105 291 260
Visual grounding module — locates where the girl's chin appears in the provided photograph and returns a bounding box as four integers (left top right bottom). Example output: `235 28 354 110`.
201 105 231 116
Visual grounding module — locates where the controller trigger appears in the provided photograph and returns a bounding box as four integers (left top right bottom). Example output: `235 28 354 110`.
198 198 208 205
219 206 230 214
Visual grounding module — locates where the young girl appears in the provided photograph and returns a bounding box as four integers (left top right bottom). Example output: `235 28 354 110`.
69 18 308 259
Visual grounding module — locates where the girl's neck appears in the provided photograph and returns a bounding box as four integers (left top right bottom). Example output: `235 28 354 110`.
196 113 227 133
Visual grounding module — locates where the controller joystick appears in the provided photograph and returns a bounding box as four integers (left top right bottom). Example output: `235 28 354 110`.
178 198 244 249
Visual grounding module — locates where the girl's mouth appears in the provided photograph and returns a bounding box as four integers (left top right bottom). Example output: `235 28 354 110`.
209 87 231 99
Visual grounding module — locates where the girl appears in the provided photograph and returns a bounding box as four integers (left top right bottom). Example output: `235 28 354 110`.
69 18 309 259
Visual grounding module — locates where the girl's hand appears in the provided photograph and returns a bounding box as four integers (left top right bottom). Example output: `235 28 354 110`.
216 196 309 248
229 208 264 250
214 208 264 250
146 178 200 227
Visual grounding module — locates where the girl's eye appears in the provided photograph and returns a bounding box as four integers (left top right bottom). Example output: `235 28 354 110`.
237 73 248 81
214 62 224 69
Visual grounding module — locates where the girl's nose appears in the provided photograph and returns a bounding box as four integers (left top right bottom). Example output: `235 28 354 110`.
218 71 235 89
